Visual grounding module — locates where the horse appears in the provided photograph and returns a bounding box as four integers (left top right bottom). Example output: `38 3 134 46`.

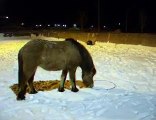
17 38 96 100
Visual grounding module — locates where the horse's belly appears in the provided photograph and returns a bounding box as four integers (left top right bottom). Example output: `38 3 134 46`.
39 62 65 71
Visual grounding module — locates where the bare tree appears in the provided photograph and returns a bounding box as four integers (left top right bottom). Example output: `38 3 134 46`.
79 11 88 31
139 9 147 33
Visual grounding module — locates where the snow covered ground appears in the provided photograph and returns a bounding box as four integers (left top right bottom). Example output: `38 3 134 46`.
0 35 156 120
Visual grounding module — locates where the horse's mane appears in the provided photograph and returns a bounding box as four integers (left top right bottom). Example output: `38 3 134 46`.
65 38 94 72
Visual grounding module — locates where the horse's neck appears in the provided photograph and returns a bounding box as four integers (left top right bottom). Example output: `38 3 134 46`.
80 63 92 73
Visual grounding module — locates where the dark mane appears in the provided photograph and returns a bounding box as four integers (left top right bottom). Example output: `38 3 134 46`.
65 38 94 72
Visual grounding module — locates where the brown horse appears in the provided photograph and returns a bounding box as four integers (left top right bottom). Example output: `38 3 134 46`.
17 38 96 100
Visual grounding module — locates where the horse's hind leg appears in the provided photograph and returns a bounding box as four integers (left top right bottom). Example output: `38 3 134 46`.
17 74 28 100
17 51 27 100
58 69 68 92
69 68 79 92
17 67 36 100
28 71 38 94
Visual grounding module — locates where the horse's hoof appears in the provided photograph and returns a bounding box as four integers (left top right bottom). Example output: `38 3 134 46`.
71 87 79 92
58 87 65 92
29 90 38 94
17 94 25 100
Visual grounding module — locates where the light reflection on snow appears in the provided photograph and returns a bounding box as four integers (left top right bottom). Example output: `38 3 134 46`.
0 36 156 120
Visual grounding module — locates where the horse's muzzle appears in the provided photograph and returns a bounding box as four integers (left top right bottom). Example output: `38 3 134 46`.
83 81 94 88
88 83 94 88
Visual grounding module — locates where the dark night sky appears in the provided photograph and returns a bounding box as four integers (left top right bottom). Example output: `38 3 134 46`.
0 0 156 31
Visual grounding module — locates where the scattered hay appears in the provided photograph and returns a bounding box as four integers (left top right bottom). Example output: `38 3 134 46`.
10 80 86 96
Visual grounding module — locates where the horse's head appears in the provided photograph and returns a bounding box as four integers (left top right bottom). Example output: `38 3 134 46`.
82 67 96 88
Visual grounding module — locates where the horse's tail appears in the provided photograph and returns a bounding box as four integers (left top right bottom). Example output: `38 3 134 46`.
18 50 23 88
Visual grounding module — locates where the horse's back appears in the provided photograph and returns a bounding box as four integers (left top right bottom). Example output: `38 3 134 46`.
21 39 46 51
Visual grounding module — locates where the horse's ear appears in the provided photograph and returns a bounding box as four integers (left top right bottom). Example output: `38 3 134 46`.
92 68 96 75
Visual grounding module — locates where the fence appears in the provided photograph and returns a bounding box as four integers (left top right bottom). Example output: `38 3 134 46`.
31 32 156 47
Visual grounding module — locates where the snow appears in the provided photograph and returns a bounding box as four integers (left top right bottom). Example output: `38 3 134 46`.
0 35 156 120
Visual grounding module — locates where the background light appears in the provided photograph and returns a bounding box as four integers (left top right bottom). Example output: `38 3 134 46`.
63 24 67 27
21 23 24 26
73 24 77 27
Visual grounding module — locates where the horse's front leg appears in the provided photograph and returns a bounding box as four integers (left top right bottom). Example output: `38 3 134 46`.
58 69 68 92
69 68 79 92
